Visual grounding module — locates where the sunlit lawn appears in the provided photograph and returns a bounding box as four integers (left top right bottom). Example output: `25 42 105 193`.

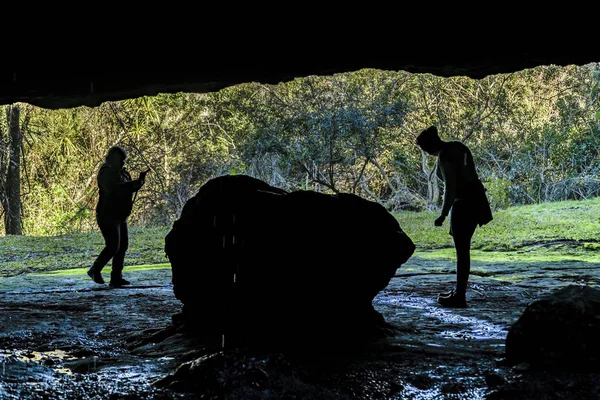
395 196 600 263
0 226 171 277
2 197 600 277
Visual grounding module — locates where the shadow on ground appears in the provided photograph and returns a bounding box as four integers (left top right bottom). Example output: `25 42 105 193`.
1 256 600 399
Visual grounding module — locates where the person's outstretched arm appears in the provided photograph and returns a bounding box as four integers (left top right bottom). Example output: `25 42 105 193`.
98 166 141 195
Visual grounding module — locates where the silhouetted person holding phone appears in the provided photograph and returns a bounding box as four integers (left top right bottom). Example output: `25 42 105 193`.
88 145 149 288
416 126 493 308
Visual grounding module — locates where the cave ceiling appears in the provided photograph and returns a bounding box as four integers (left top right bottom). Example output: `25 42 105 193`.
3 33 599 110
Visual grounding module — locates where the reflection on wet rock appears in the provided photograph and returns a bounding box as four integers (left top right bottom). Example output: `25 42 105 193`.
165 174 415 349
505 284 600 370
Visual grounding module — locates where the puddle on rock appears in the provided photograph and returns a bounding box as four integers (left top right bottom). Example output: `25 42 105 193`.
376 292 508 341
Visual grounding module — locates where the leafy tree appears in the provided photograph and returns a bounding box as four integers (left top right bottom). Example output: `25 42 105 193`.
4 63 600 235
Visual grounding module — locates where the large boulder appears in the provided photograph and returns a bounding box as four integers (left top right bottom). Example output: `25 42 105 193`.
505 284 600 371
165 174 415 347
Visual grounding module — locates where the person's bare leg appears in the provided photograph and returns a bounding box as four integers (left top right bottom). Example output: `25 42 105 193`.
438 202 476 307
453 233 473 298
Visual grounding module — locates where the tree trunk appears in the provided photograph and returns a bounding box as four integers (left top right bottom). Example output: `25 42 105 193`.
5 104 22 235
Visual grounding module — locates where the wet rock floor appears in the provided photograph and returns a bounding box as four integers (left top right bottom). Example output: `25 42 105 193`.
1 256 600 399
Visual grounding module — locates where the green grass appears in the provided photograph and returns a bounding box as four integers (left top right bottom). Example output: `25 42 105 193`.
30 263 171 277
396 196 600 262
0 226 171 277
414 247 600 263
2 197 600 277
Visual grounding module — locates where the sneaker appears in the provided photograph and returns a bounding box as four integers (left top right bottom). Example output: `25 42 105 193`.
87 269 105 285
437 292 467 308
109 277 131 288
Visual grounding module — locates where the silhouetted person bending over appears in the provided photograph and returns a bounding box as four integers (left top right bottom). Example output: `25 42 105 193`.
416 126 493 308
88 145 148 288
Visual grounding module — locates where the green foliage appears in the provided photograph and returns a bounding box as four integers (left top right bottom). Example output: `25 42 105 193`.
2 63 600 234
484 174 511 210
232 70 413 206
